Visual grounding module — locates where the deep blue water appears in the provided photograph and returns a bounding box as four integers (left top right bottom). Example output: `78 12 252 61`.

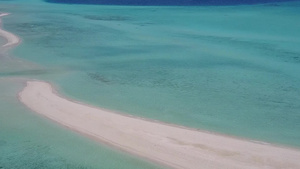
45 0 297 6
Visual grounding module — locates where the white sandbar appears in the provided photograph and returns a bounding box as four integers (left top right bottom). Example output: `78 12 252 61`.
18 80 300 169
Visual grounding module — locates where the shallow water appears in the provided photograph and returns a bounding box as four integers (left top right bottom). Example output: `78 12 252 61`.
1 0 300 167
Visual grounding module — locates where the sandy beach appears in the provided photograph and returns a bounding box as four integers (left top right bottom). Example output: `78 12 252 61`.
19 80 300 169
0 13 20 48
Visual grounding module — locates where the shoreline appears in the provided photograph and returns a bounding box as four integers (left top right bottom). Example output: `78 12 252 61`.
19 80 300 169
0 13 21 48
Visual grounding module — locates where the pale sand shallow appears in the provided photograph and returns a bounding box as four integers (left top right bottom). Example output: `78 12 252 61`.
19 80 300 169
0 13 20 48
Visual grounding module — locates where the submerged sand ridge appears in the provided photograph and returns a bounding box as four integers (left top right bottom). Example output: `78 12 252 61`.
0 13 20 48
19 81 300 169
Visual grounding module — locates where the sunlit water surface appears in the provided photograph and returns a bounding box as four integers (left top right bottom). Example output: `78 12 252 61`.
1 0 300 168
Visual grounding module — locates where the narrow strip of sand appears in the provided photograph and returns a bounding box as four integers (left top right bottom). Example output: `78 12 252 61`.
19 80 300 169
0 13 20 47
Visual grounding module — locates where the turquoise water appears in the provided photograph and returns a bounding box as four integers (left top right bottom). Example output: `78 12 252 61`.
1 0 300 167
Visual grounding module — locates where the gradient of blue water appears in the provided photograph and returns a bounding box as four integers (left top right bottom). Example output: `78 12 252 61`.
0 2 300 169
3 0 298 148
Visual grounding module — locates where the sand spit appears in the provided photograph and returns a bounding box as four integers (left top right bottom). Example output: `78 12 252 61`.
0 13 20 48
19 80 300 169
